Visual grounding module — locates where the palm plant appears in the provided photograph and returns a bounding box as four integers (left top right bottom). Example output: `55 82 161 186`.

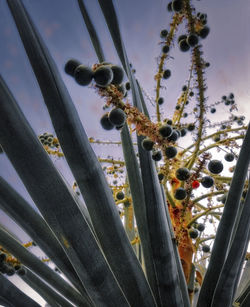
0 0 249 306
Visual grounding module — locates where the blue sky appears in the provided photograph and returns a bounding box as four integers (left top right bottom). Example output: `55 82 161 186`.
0 0 249 305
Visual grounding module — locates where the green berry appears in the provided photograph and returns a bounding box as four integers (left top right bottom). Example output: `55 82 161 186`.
110 65 124 85
74 65 93 86
208 160 223 174
189 229 199 239
224 153 234 162
108 108 126 126
94 66 113 87
100 113 114 130
179 39 190 52
152 151 162 161
165 146 177 159
187 34 199 47
176 167 190 181
163 69 171 79
174 188 187 200
116 191 124 200
142 138 154 151
64 59 81 76
197 223 205 232
201 176 214 188
159 125 172 137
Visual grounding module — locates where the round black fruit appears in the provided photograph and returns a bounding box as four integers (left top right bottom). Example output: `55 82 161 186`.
158 173 164 181
100 113 114 130
162 45 170 53
187 34 199 47
108 108 126 126
94 66 113 87
160 29 168 38
199 26 210 39
74 65 93 86
167 130 178 142
189 229 199 239
158 97 164 105
202 245 210 253
142 138 154 151
163 69 171 79
65 59 81 76
172 0 183 12
159 125 172 137
208 160 223 174
224 153 234 162
174 188 187 200
116 191 124 200
110 65 124 85
197 223 205 232
165 146 177 159
176 167 190 181
201 176 214 188
179 39 190 52
152 151 162 161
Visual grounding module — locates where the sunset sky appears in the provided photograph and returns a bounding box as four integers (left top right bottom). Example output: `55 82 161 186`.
0 0 249 305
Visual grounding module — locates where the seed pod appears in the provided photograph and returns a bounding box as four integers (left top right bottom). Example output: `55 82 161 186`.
174 187 187 200
208 160 223 174
94 66 113 87
109 108 126 126
165 146 177 159
141 138 154 151
100 113 114 130
182 85 187 91
64 59 81 76
167 2 173 11
125 82 131 90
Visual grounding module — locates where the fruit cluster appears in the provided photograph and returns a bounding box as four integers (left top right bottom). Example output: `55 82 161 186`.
0 251 26 276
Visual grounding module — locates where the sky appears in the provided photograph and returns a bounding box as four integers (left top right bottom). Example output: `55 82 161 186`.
0 0 249 306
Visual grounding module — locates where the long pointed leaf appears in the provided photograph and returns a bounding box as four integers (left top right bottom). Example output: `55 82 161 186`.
0 176 90 301
197 122 250 307
6 1 156 305
0 273 40 307
0 75 129 306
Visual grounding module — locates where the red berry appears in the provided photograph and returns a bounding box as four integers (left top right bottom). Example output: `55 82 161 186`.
192 180 200 189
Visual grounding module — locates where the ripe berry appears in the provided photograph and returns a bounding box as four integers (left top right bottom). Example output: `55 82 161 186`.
189 229 199 239
213 135 220 142
201 176 214 188
180 128 187 137
199 26 210 39
197 223 205 232
229 93 234 99
17 267 27 276
158 97 164 105
158 173 164 181
65 59 81 76
222 95 227 100
174 187 187 200
110 65 124 85
208 160 223 174
108 108 126 126
176 167 190 181
162 45 170 53
125 82 131 90
159 125 172 137
116 191 124 200
189 91 194 97
187 124 195 131
152 150 162 161
117 84 126 95
74 65 93 86
202 245 210 253
175 105 181 110
167 2 173 12
210 108 216 113
179 39 190 52
142 138 154 151
167 119 172 125
187 34 199 47
172 0 183 12
160 29 168 38
178 35 187 43
165 146 177 158
224 153 234 162
192 180 200 189
163 69 171 79
94 66 113 87
182 85 187 91
167 130 178 142
100 113 114 130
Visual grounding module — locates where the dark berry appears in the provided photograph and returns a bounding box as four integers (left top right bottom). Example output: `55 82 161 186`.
224 153 234 162
158 97 164 105
165 146 177 159
174 188 187 200
199 26 210 39
189 91 194 97
172 0 183 12
167 2 173 12
182 85 187 91
180 128 187 137
229 93 234 99
125 82 130 90
74 65 93 86
189 229 199 239
176 167 190 181
178 35 187 43
117 84 126 95
116 191 124 200
202 245 210 253
183 113 188 118
201 176 214 188
197 223 205 232
94 66 113 87
208 160 223 174
65 59 81 76
205 62 210 67
187 34 199 47
167 130 178 142
108 108 126 126
225 100 231 106
158 173 164 181
163 69 171 79
222 95 227 100
167 119 173 125
187 124 195 131
175 105 181 110
179 39 190 52
160 29 168 38
17 267 27 276
210 108 216 113
162 45 170 53
152 151 162 161
142 138 154 151
159 125 172 137
213 135 220 142
100 113 114 130
110 65 124 85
